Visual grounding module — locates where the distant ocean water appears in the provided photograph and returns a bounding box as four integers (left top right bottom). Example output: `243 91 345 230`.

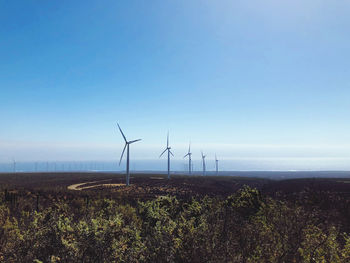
0 158 350 174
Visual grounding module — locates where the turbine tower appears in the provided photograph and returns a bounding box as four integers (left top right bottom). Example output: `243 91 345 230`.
201 151 206 176
117 123 141 186
215 154 219 176
183 143 192 175
13 159 16 173
159 132 174 179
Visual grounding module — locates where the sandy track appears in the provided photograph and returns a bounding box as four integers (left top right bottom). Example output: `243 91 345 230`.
67 180 125 191
67 181 99 191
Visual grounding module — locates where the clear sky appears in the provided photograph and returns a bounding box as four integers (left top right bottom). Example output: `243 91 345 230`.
1 1 350 169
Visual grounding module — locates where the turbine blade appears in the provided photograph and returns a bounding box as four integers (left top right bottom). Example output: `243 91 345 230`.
117 123 127 142
129 139 141 144
183 153 189 158
159 148 167 158
166 132 169 148
170 150 174 157
119 143 127 165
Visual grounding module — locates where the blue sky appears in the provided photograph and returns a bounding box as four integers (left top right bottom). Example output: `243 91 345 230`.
1 1 350 169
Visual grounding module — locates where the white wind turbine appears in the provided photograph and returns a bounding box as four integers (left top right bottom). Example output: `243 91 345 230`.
159 132 174 179
117 123 141 186
183 143 192 175
13 158 16 173
201 151 206 176
215 154 219 176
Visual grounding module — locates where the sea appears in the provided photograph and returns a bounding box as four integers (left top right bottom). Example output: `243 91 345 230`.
0 158 350 179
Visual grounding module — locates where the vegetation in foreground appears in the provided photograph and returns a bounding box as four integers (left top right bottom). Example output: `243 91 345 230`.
1 182 350 263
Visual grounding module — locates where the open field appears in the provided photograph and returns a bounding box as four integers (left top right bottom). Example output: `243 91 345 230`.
1 171 350 197
0 172 269 200
1 172 350 213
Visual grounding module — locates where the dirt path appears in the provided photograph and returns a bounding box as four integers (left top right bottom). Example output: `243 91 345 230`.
67 181 99 191
67 180 125 191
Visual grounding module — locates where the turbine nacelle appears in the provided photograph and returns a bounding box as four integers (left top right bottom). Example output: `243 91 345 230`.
183 153 192 158
160 146 174 157
159 148 174 157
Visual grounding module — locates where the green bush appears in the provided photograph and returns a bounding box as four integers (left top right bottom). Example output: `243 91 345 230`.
0 187 349 262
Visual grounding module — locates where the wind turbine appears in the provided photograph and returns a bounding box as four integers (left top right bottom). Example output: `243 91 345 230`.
13 158 16 173
159 132 174 179
117 123 141 186
183 143 192 175
215 154 219 176
201 151 206 176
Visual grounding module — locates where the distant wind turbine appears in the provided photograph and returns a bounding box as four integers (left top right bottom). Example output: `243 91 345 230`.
13 158 16 173
159 132 174 179
117 123 141 186
215 154 219 176
183 143 192 175
201 151 206 176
